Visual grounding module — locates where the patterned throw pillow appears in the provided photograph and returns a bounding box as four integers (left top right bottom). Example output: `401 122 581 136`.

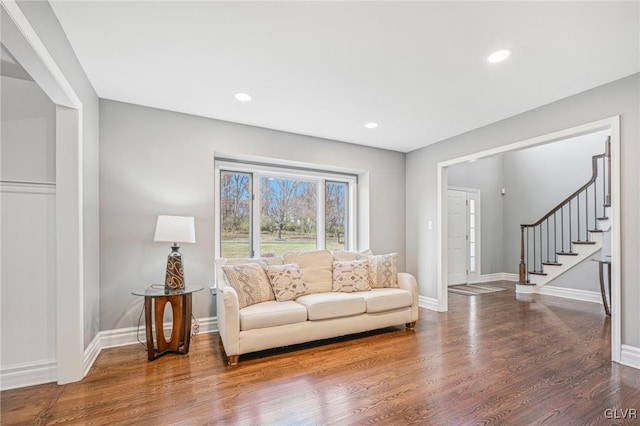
222 262 275 309
332 259 372 292
264 263 308 301
363 253 399 288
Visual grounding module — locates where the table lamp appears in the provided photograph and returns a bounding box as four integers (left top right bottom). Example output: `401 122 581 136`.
154 215 196 290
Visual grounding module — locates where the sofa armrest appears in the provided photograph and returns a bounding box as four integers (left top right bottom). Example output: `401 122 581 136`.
397 272 419 322
217 285 240 359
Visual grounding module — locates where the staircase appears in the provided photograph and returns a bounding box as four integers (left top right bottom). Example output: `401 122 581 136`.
516 137 611 294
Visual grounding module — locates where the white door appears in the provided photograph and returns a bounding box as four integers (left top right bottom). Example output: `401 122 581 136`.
447 188 481 285
447 190 468 285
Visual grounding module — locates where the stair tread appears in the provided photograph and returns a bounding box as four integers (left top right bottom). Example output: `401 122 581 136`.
573 241 596 245
589 229 603 233
528 271 548 276
557 251 578 256
596 217 609 220
603 203 611 207
542 262 563 266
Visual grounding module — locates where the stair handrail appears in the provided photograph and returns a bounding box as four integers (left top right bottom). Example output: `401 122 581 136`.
520 152 606 228
518 136 610 284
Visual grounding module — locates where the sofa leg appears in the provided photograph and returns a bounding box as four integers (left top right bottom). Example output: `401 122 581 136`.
227 355 239 365
406 321 416 330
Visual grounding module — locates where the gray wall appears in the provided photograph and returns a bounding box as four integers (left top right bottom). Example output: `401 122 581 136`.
16 0 101 350
447 155 504 274
0 76 56 183
99 100 406 330
1 75 57 368
406 73 639 347
548 249 602 293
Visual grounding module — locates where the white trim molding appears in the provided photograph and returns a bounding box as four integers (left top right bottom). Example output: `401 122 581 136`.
620 345 640 369
470 273 518 283
534 286 603 305
99 316 218 350
0 359 57 391
1 0 82 108
83 334 102 377
0 181 56 194
418 295 439 311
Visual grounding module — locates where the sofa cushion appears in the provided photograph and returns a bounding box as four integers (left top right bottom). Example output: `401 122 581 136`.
361 288 412 313
222 262 275 309
360 253 399 288
283 250 333 294
332 259 371 292
264 263 308 301
239 301 308 331
295 292 366 320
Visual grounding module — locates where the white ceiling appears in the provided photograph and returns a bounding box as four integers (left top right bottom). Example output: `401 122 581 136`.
49 1 639 153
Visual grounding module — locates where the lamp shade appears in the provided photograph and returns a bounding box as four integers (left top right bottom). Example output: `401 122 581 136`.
154 215 196 244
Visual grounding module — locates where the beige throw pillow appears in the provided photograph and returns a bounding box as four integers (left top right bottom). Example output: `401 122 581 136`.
283 250 333 293
222 262 275 309
363 253 399 288
332 259 372 292
332 249 374 261
264 263 308 301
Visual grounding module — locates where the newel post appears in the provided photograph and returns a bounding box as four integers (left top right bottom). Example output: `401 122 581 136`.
518 225 528 284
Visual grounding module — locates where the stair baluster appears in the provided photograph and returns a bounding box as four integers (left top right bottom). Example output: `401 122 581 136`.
517 137 610 285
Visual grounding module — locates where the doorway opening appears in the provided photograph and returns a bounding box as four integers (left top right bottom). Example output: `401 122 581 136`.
436 117 621 363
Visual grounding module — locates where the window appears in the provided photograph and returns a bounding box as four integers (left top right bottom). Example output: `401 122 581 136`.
220 171 252 258
260 177 317 256
216 161 356 258
325 181 348 250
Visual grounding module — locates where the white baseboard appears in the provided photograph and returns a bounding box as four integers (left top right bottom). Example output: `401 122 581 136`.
470 273 518 283
100 325 143 349
83 334 102 377
0 359 57 391
195 316 219 334
620 345 640 369
97 316 219 350
418 295 438 311
535 285 603 305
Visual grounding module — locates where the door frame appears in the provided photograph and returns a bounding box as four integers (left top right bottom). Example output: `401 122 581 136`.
436 116 621 363
2 0 86 383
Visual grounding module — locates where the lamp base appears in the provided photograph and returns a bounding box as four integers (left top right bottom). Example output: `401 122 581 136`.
165 245 185 290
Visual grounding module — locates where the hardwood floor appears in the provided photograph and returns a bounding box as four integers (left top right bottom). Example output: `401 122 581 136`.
3 282 640 425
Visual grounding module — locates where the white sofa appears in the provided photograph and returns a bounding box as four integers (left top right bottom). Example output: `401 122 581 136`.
214 249 419 365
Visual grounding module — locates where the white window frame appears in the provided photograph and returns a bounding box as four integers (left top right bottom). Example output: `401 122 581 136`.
214 160 357 258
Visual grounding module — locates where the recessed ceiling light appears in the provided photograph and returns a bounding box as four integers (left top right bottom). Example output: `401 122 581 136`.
234 93 252 102
487 49 511 64
364 122 378 129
